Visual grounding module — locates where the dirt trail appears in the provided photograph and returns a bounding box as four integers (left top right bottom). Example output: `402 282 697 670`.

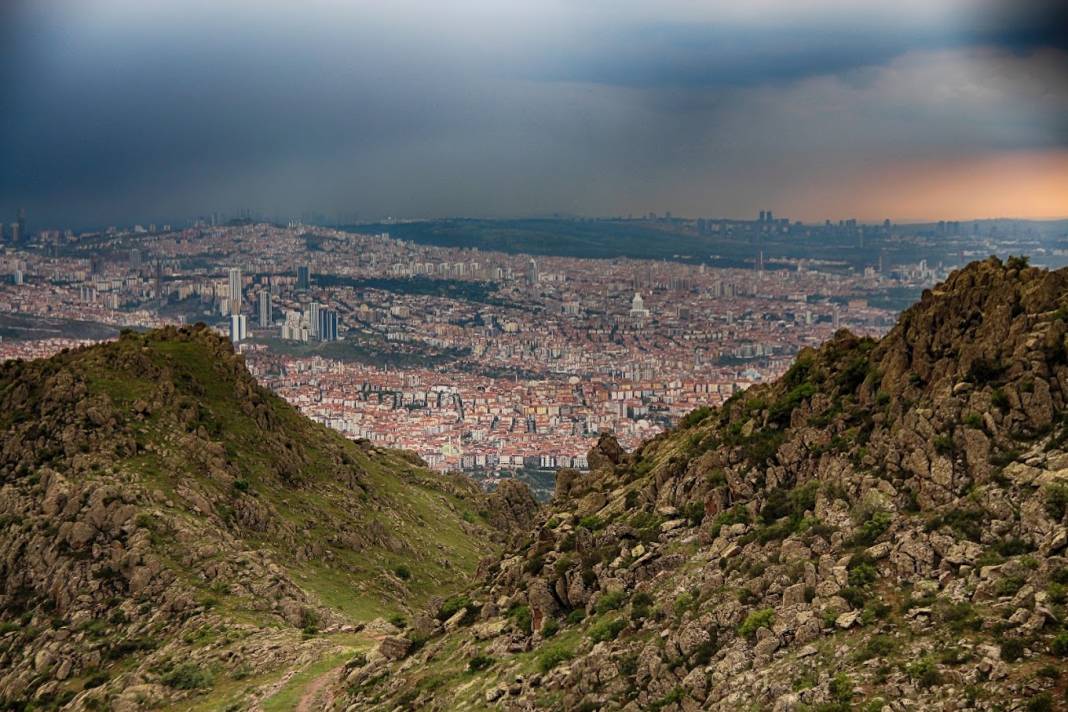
295 665 342 712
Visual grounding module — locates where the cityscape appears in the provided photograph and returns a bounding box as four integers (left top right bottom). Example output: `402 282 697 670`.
3 210 1065 496
2 0 1068 709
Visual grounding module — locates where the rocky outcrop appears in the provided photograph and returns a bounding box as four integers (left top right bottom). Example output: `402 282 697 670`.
484 479 540 536
341 258 1068 711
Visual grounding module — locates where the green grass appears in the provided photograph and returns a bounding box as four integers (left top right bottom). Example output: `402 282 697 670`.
262 647 364 712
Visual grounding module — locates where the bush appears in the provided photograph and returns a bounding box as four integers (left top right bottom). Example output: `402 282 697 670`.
673 591 697 618
683 500 705 526
438 594 473 621
738 608 774 638
524 555 545 575
848 562 879 587
1000 637 1025 662
905 657 941 688
1027 693 1053 712
851 510 892 546
161 663 213 690
853 635 895 662
630 591 654 621
829 673 853 702
468 654 494 672
542 618 560 638
578 515 605 531
933 434 954 455
997 575 1026 597
595 590 627 615
537 644 574 673
566 609 586 625
589 617 626 643
1045 484 1068 520
679 406 712 429
393 565 412 581
1051 632 1068 657
507 605 532 635
926 507 985 542
938 601 982 632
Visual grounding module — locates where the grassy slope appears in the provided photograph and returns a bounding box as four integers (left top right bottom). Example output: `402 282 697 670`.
0 326 498 710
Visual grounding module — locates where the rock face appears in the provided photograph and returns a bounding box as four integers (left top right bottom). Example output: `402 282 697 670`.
341 258 1068 711
0 325 501 710
484 478 540 536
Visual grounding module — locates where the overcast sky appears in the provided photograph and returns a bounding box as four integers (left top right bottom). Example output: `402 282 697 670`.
1 0 1065 228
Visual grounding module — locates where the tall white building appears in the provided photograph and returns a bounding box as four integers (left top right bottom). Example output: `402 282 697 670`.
258 290 272 328
307 302 322 338
228 267 242 315
229 313 247 342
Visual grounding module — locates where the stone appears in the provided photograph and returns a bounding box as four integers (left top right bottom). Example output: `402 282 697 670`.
378 636 412 660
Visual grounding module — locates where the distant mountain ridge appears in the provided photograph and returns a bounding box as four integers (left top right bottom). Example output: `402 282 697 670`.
340 256 1068 711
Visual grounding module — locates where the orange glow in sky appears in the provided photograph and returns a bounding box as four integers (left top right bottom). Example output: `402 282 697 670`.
786 150 1068 222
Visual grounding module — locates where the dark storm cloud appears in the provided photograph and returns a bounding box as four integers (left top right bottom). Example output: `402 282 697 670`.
0 0 1065 228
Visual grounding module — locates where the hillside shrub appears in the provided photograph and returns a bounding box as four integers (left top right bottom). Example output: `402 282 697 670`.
589 617 626 643
595 590 626 615
161 663 213 690
537 644 574 673
738 608 774 638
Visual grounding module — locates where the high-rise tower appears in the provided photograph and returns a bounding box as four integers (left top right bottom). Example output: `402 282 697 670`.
228 268 242 315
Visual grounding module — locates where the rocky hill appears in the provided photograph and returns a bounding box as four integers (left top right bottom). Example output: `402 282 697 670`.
340 257 1068 711
0 324 530 711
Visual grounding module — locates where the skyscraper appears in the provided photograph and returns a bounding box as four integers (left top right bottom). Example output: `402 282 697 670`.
229 313 247 342
297 265 310 290
307 301 321 338
9 223 20 246
258 290 272 328
527 258 539 287
155 259 164 307
228 267 242 315
318 308 339 342
16 209 26 244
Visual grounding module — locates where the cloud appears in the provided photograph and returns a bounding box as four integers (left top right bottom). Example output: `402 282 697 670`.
0 0 1065 227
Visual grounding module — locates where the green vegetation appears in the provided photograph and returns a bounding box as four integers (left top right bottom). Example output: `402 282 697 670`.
851 510 892 546
594 591 627 615
1045 483 1068 520
508 604 533 635
738 609 774 638
161 663 213 690
905 657 941 688
588 617 626 643
537 643 575 673
678 406 713 429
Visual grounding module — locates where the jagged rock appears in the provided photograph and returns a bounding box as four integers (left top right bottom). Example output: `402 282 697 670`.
485 478 540 534
378 636 412 660
586 432 625 471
